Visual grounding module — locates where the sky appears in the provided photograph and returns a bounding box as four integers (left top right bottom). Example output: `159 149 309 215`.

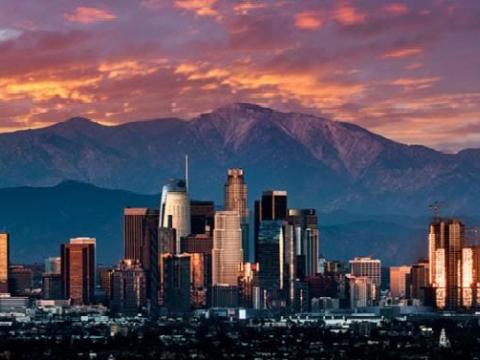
0 0 479 151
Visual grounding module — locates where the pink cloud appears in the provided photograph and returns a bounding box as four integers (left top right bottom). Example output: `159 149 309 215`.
64 7 116 24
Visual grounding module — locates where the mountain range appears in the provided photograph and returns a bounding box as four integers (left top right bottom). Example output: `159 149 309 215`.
1 103 479 264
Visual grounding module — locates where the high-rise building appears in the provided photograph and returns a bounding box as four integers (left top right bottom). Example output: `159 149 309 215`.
349 256 381 301
190 200 215 235
45 257 61 274
410 259 429 302
288 209 320 277
42 273 62 300
348 275 375 309
389 265 411 298
159 179 191 253
162 254 192 313
212 211 243 287
224 168 249 262
0 233 9 293
110 259 147 314
123 208 159 304
428 218 474 309
8 265 33 296
254 190 288 261
257 220 285 308
61 238 96 305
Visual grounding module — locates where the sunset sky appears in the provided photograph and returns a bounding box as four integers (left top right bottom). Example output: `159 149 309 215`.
1 0 479 151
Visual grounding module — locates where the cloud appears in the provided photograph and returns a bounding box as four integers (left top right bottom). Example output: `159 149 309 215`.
0 28 21 42
383 3 409 16
382 47 423 58
64 7 116 24
295 11 323 30
333 3 366 26
391 77 442 90
174 0 219 17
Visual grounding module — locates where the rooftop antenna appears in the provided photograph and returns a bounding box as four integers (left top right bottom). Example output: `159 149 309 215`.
185 154 189 192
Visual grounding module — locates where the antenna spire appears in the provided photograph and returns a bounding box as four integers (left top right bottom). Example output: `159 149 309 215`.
185 154 189 192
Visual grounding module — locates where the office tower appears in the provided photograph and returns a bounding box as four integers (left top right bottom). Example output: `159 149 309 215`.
462 246 477 308
224 168 249 262
159 179 191 252
8 265 33 296
0 233 9 293
288 209 320 277
239 262 259 308
212 211 243 286
349 257 381 301
110 259 147 314
389 265 411 298
254 190 287 260
190 200 215 235
124 208 159 269
45 257 61 274
348 275 375 309
428 218 471 309
410 259 429 302
123 208 159 305
42 273 62 299
61 238 96 305
163 254 192 313
224 168 249 221
257 220 284 308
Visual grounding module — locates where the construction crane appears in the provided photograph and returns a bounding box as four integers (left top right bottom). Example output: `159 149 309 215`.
429 201 444 219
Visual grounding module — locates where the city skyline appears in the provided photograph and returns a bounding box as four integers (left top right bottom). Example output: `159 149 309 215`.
0 0 480 151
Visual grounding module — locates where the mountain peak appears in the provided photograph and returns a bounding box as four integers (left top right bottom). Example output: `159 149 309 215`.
62 117 98 127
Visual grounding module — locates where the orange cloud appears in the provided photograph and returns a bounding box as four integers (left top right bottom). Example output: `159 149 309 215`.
383 3 409 15
64 7 116 24
382 47 423 59
333 3 366 26
295 11 323 30
175 0 218 17
391 76 442 90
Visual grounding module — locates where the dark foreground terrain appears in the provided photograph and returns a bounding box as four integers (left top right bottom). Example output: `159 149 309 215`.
0 317 480 359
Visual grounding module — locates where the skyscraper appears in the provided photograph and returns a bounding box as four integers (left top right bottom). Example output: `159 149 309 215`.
212 211 243 286
254 190 288 260
45 257 61 274
410 259 429 303
61 238 96 305
288 209 320 277
224 168 248 221
0 233 9 293
123 208 159 304
159 179 191 252
224 168 249 262
428 218 468 309
110 259 147 314
162 254 192 313
257 220 285 308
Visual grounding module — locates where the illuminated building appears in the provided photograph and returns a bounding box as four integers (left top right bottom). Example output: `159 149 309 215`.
0 233 9 293
212 211 243 286
190 200 214 235
348 275 374 309
224 168 249 262
239 262 259 308
428 218 472 309
110 259 147 314
349 257 381 302
389 265 411 298
159 179 191 253
61 238 96 305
